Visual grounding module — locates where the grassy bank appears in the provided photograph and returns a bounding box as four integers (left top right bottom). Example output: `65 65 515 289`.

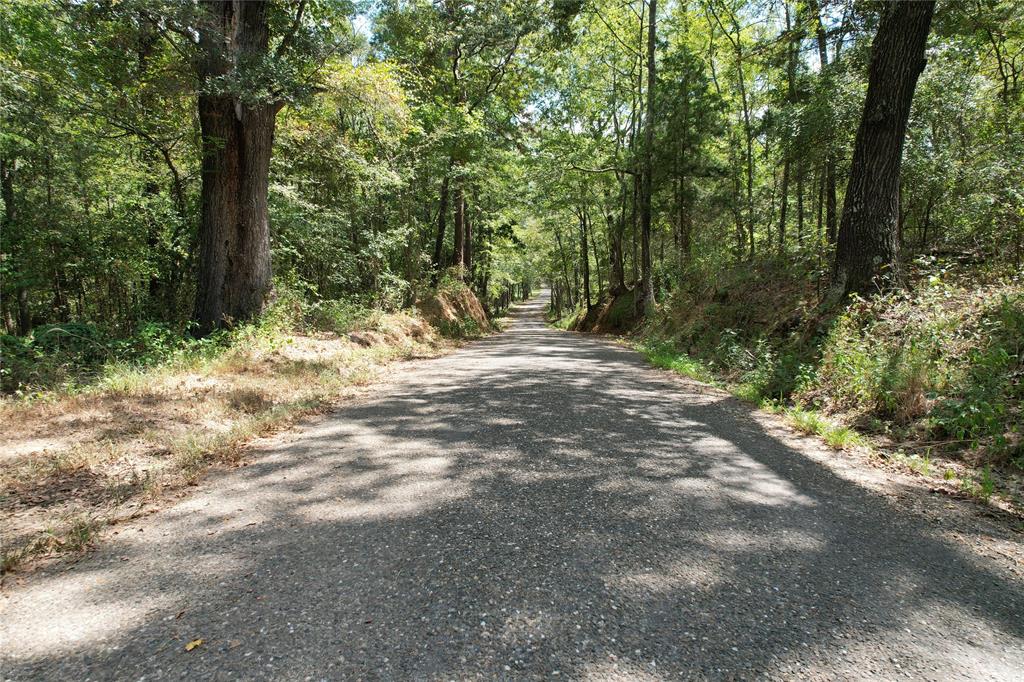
0 283 490 575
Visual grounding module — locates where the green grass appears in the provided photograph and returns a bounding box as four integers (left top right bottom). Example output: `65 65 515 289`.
732 382 764 404
637 339 871 455
822 425 866 450
782 406 867 451
638 341 717 384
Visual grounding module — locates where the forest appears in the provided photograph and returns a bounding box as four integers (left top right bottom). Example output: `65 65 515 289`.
1 0 1023 566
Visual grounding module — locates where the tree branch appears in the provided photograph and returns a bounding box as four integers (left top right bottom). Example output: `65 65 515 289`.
275 0 308 59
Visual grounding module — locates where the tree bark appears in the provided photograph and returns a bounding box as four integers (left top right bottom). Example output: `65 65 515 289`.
193 0 277 336
639 0 657 316
452 184 465 271
579 210 592 310
832 0 934 299
432 174 450 275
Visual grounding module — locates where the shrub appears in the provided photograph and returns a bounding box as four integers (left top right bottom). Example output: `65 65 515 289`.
31 323 108 362
436 315 484 339
651 259 1022 468
0 334 38 393
306 299 376 335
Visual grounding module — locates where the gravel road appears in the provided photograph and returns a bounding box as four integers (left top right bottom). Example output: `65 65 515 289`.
2 292 1023 680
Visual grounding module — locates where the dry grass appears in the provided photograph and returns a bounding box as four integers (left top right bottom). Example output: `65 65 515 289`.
0 313 449 575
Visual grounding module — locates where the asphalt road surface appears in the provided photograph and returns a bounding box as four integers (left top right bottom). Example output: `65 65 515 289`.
2 292 1023 680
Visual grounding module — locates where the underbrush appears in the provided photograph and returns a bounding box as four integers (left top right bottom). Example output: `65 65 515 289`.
0 321 227 397
640 257 1023 511
639 340 718 385
565 288 640 334
1 279 488 573
0 278 480 397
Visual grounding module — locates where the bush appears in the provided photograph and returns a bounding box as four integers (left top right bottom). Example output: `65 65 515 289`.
112 322 188 366
931 294 1023 455
0 334 38 393
803 286 1022 461
650 260 1023 467
31 323 108 362
305 299 376 335
436 315 484 339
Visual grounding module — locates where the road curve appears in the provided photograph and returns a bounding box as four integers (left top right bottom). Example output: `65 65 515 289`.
2 292 1023 680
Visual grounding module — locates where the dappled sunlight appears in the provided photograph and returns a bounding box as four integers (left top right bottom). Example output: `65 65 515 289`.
298 477 464 523
6 565 180 659
2 295 1022 679
607 558 727 597
705 452 818 508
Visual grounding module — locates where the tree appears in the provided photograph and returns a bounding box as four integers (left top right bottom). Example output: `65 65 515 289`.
191 0 343 335
831 0 936 298
375 0 538 281
639 0 657 316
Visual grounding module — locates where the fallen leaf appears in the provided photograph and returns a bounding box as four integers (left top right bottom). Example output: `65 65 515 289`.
185 639 203 651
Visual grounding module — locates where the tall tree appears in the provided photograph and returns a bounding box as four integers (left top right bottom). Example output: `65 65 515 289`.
192 0 339 335
807 0 839 244
831 0 936 298
193 1 275 334
639 0 657 315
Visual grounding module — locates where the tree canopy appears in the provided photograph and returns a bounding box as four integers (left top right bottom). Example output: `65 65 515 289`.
1 0 1021 335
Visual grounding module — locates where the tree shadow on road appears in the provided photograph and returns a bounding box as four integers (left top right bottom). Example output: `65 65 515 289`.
5 299 1023 679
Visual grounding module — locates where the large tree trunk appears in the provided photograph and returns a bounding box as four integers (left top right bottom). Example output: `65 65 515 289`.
638 0 657 316
831 0 935 298
193 0 276 336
